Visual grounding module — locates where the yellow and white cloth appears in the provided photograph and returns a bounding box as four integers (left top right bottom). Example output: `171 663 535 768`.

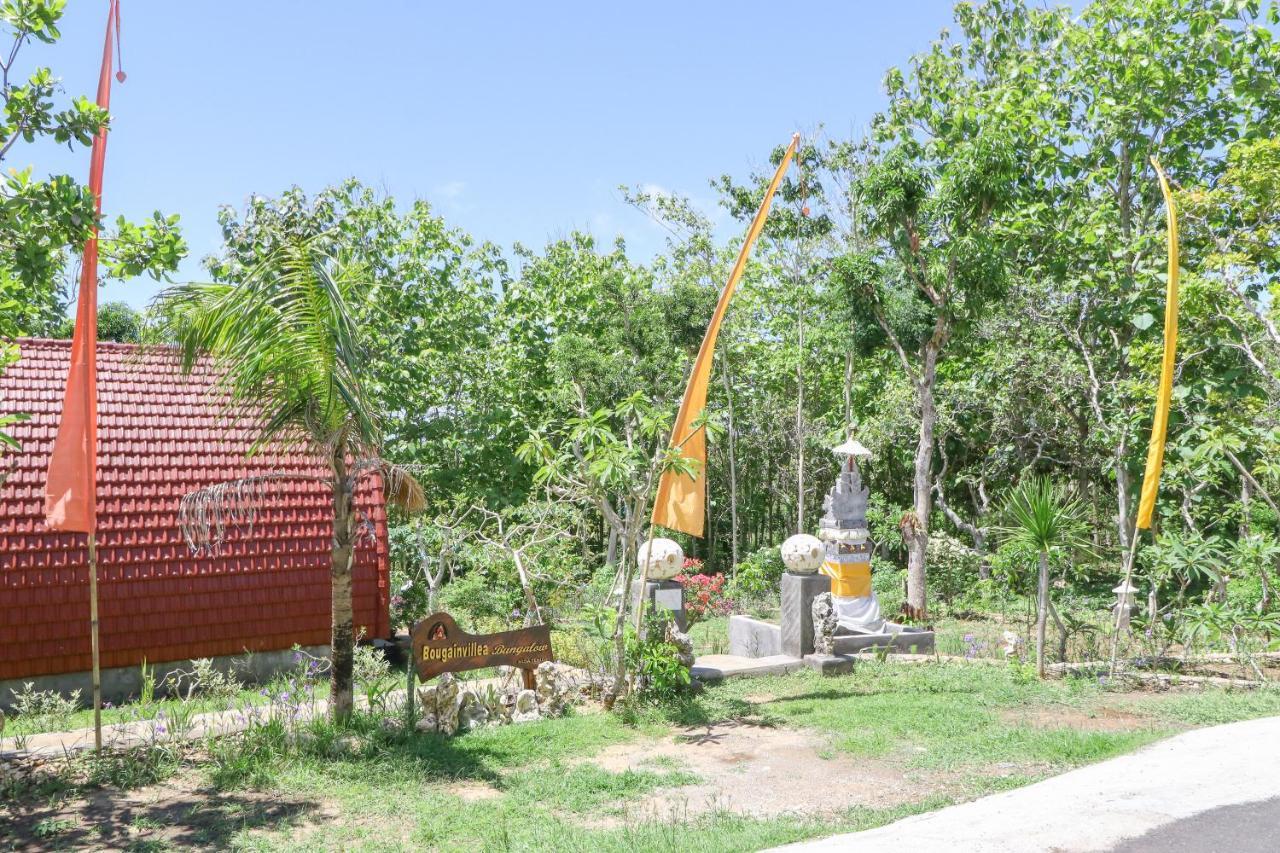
820 556 885 633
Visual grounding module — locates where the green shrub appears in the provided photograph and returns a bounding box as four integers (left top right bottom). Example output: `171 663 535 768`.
9 682 80 732
989 539 1038 596
727 546 785 603
926 531 982 606
626 614 691 702
866 495 908 562
871 557 905 613
352 644 396 715
439 569 522 624
168 658 241 702
551 626 605 671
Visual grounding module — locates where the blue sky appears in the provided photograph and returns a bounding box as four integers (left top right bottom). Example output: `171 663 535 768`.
27 0 960 309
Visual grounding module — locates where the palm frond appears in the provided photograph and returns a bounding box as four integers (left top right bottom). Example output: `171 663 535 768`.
159 238 384 459
995 475 1094 556
178 473 328 554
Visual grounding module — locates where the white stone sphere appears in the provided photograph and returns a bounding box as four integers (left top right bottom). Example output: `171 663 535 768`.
638 537 684 580
781 533 824 574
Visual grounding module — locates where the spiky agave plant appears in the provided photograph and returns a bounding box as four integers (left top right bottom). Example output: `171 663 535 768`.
160 237 423 723
996 476 1092 677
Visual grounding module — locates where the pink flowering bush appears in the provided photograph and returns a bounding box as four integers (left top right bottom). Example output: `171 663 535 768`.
674 571 734 626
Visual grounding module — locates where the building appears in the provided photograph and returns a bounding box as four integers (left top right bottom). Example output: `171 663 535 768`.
0 339 389 704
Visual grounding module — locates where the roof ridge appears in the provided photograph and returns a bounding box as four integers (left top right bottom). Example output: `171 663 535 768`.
14 337 181 354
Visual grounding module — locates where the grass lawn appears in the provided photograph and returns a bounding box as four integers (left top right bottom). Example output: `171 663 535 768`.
7 660 1280 851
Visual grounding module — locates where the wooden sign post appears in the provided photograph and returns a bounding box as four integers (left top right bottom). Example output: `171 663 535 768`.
411 612 554 690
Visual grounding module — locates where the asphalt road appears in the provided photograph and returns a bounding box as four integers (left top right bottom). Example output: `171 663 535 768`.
1109 797 1280 853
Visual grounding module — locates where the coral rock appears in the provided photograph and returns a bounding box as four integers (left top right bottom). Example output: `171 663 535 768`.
534 661 578 717
812 592 838 655
666 624 695 669
459 689 490 731
512 688 540 723
435 673 460 737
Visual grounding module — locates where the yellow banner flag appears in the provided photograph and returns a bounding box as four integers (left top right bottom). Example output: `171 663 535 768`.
1135 156 1180 530
651 133 799 537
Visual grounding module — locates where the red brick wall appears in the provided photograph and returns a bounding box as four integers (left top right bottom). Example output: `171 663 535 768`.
0 339 389 681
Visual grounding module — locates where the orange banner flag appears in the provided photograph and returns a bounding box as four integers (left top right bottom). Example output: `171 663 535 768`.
45 0 123 533
651 133 799 537
1135 156 1180 531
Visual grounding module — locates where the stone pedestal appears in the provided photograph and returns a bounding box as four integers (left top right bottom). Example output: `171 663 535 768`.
728 615 782 657
632 578 687 632
803 653 855 675
781 571 831 658
830 625 935 655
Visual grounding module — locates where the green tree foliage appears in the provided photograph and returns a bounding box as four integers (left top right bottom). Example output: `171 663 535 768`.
0 0 185 338
203 181 509 505
6 0 1276 663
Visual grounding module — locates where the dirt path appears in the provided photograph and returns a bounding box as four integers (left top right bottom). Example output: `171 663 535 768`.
578 719 954 825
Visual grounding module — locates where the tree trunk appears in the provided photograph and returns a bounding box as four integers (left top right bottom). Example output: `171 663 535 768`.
604 513 646 710
1048 594 1068 663
906 340 940 619
1036 549 1049 678
605 525 618 568
512 550 543 626
1115 438 1133 552
330 448 356 724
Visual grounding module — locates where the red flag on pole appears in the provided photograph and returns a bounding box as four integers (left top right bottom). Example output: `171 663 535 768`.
45 0 122 532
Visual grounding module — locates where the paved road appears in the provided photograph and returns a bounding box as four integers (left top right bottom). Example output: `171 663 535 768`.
776 715 1280 853
1110 797 1280 853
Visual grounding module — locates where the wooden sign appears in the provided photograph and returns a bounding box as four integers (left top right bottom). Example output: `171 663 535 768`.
411 612 554 688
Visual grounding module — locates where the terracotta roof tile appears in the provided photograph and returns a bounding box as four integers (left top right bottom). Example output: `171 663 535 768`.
0 338 389 681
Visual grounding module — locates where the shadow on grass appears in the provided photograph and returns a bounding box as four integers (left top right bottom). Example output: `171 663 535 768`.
1 785 325 851
205 719 516 793
648 694 786 731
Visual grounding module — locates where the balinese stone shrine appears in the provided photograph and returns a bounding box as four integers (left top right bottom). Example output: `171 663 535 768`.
688 439 934 681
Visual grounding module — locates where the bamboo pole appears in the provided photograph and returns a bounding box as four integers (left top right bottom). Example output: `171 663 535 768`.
87 532 102 751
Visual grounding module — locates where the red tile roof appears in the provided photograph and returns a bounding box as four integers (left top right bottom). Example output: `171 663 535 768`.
0 338 389 681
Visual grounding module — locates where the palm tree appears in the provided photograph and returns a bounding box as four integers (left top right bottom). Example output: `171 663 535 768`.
997 476 1091 677
160 239 423 722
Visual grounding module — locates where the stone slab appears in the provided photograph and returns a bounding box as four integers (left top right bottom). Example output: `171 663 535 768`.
780 571 831 658
831 628 935 655
631 578 687 632
803 653 855 675
691 654 805 683
728 615 782 658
